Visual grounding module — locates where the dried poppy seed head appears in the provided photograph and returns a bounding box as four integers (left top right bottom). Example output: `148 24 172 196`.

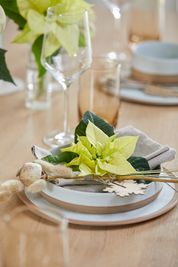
35 159 73 178
18 162 42 186
26 179 47 193
0 180 24 193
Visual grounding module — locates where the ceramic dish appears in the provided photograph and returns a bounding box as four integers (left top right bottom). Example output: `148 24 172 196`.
132 41 178 75
120 87 178 105
132 41 178 83
41 181 163 214
17 183 177 226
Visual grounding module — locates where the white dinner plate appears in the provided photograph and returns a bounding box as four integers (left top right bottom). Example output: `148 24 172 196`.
18 183 178 226
120 87 178 105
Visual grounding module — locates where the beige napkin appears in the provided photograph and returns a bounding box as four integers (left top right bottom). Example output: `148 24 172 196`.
117 126 176 169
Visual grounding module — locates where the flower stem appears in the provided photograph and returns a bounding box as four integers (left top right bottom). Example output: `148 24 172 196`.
45 174 178 184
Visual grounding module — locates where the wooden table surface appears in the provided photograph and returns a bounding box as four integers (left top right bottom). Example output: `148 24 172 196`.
1 17 178 267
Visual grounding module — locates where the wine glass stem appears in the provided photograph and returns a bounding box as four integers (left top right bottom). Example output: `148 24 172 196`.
63 86 70 135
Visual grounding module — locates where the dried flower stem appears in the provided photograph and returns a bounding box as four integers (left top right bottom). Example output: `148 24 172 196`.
111 168 178 176
45 174 178 184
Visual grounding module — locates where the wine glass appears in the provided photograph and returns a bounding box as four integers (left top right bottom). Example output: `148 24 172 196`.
41 7 92 147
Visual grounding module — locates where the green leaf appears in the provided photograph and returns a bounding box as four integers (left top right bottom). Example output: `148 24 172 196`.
43 151 77 164
128 156 151 184
0 49 15 84
128 156 150 172
32 35 46 77
1 0 26 28
74 111 114 143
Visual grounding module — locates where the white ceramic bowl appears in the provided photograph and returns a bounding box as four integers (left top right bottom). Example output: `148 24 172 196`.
132 41 178 75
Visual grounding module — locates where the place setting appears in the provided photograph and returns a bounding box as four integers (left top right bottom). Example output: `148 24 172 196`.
1 1 178 267
100 0 178 106
120 41 178 105
0 107 177 226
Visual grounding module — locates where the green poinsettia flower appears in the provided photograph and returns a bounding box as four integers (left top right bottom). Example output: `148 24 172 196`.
14 0 92 54
10 0 93 76
61 121 139 176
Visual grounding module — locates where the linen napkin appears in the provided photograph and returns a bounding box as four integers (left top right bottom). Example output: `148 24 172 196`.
117 126 176 169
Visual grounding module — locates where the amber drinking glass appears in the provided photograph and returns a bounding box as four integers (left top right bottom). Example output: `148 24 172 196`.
78 56 120 127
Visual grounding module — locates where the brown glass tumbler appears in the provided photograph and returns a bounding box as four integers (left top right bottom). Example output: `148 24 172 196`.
78 57 120 127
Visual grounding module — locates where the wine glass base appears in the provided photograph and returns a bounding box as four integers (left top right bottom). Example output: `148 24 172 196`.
43 130 74 148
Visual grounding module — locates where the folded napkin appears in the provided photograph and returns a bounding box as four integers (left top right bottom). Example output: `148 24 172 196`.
117 126 176 169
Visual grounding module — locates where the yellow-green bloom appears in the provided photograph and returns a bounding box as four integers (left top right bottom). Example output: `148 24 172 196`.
62 121 139 176
14 0 92 56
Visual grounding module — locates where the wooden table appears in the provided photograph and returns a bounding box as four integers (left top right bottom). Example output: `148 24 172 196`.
1 19 178 267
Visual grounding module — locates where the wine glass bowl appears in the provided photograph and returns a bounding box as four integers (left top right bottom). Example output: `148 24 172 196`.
41 7 92 147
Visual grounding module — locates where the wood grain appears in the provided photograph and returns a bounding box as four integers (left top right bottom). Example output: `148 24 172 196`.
1 18 178 267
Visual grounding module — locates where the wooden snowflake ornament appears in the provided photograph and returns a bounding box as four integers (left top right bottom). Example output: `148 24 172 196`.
103 180 148 197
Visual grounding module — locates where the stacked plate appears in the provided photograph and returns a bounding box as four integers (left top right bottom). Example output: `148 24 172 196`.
121 41 178 105
41 181 163 214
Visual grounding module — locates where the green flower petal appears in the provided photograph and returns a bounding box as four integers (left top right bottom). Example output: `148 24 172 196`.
78 136 97 158
79 163 93 175
43 31 61 58
27 10 45 35
62 140 92 159
114 136 139 159
98 155 136 175
55 23 79 55
17 0 50 18
0 5 6 32
95 163 107 176
86 121 108 148
13 24 38 43
66 157 79 167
